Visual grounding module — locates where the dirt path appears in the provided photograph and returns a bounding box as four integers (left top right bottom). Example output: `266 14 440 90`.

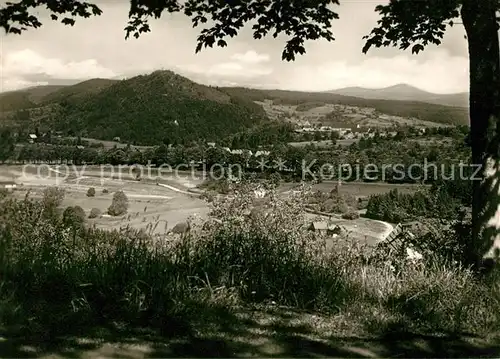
371 219 394 241
156 182 196 195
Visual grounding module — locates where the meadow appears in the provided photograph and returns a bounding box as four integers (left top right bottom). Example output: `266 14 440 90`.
0 179 499 358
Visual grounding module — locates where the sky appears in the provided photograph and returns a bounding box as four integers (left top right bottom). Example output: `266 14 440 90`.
0 0 470 94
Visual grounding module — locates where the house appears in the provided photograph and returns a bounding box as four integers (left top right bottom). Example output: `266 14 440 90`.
231 149 244 155
254 150 270 157
228 173 240 183
28 134 37 143
254 188 267 198
207 142 216 148
308 221 342 236
298 120 311 127
113 137 121 142
0 181 17 192
76 145 85 150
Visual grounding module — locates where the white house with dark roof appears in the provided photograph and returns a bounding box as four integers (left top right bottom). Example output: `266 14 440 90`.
28 134 37 143
308 221 342 236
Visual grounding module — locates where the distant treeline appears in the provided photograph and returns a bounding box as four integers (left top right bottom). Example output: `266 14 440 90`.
366 175 473 223
0 125 471 186
220 87 470 126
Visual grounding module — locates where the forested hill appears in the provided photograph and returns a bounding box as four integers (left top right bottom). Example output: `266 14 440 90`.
52 71 267 145
0 70 469 145
0 71 267 145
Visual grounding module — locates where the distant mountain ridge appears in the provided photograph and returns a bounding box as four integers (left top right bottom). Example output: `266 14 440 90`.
0 70 268 145
221 86 469 126
0 74 469 144
327 84 468 108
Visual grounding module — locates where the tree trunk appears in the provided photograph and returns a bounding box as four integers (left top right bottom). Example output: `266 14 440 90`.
461 0 500 267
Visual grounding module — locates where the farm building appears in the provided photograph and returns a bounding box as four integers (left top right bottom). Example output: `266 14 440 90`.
308 221 342 236
28 134 37 143
254 150 270 157
0 181 17 191
254 187 267 198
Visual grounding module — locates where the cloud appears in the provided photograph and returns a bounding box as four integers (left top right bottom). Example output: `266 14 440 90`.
230 50 270 64
0 0 468 94
274 49 468 93
0 78 50 92
177 50 273 81
1 49 117 92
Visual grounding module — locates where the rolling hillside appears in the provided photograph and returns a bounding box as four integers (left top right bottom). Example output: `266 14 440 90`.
49 70 267 145
0 72 469 145
220 87 469 126
41 78 118 104
0 85 67 112
327 84 468 108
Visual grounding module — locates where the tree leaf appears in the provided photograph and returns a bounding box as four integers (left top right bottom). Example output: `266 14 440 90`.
411 43 424 54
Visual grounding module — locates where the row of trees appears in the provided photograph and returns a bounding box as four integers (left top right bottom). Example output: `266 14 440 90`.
366 174 473 223
1 132 470 185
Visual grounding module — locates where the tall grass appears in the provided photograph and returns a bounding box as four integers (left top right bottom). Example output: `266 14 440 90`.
0 182 499 338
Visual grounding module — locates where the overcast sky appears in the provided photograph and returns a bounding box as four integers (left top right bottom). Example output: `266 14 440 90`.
1 1 470 94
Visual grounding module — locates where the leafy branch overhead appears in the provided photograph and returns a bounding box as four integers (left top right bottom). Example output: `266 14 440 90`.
362 0 500 55
4 0 500 60
1 0 339 61
362 0 463 55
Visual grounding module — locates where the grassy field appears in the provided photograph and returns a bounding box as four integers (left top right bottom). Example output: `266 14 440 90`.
1 163 414 245
288 139 357 148
72 137 154 150
279 181 425 198
1 165 399 244
3 165 208 236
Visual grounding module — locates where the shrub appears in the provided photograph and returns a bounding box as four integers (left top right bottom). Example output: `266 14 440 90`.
200 191 216 203
269 172 281 187
342 211 360 220
357 197 369 210
62 205 86 229
201 179 231 194
102 188 109 194
108 191 128 216
310 188 356 214
88 207 102 219
42 187 65 209
0 183 498 341
86 187 96 197
0 188 8 200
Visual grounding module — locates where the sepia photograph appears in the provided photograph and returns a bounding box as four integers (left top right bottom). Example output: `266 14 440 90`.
0 0 499 357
